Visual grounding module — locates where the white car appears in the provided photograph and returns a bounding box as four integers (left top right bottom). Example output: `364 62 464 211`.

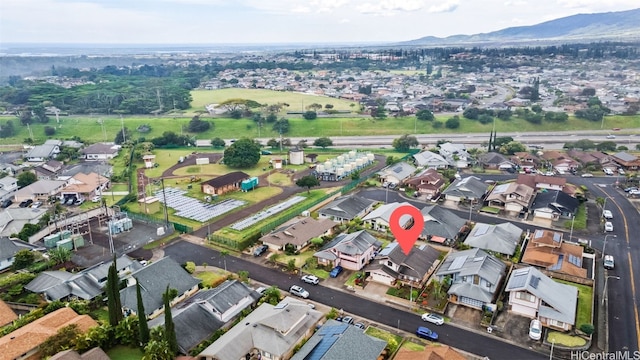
529 319 542 340
618 169 625 175
421 313 445 326
289 285 309 299
603 210 613 219
604 221 614 232
545 171 555 176
581 173 594 178
604 255 615 270
301 274 320 285
606 134 616 139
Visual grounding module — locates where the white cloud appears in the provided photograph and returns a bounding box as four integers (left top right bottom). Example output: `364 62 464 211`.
428 1 459 13
339 18 350 23
356 0 430 15
291 6 311 13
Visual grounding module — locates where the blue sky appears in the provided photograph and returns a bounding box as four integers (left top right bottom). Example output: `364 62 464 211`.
1 0 638 44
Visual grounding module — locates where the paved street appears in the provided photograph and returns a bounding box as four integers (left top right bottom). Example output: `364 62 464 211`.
163 240 546 360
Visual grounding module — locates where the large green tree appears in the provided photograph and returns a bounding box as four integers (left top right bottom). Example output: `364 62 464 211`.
223 138 261 168
17 171 37 188
313 137 333 148
137 279 150 346
392 134 419 152
12 249 35 270
416 109 434 121
295 175 320 194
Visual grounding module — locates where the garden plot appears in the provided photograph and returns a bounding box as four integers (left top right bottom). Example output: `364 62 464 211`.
154 187 245 222
230 195 306 230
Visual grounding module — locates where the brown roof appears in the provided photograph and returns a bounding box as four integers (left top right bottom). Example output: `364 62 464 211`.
0 307 98 360
202 171 250 188
540 150 565 161
522 230 587 278
516 174 566 189
260 218 335 247
394 345 466 360
404 169 446 190
486 182 534 207
50 348 110 360
0 300 17 327
62 172 109 194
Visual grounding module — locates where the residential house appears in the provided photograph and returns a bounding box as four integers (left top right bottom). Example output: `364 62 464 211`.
314 230 382 271
81 143 120 161
463 223 523 256
0 307 97 360
377 162 416 185
0 176 18 202
610 152 640 170
394 345 467 360
438 142 471 168
412 151 450 169
291 319 387 360
120 257 201 319
0 207 48 238
59 172 110 200
510 152 541 171
24 139 62 162
530 190 579 225
0 299 17 327
505 266 578 331
566 150 605 168
33 160 64 180
50 348 110 360
362 202 412 231
553 157 580 173
197 297 324 360
259 218 335 251
419 205 466 245
442 176 488 204
201 171 250 195
485 182 535 215
517 174 566 192
403 168 446 199
318 195 376 224
478 152 515 170
13 179 67 202
0 236 22 272
366 241 440 287
521 229 587 278
435 248 506 309
26 256 140 302
148 280 261 354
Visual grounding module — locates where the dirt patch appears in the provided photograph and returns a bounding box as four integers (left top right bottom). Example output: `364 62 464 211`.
446 304 483 328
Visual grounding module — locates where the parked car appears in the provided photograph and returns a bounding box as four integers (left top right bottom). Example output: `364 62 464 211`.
74 198 85 206
31 201 43 208
329 265 343 278
253 244 269 257
529 319 542 340
604 255 615 270
19 199 33 208
604 221 614 232
91 196 101 203
603 210 613 219
624 187 638 192
255 286 267 295
544 171 555 176
289 285 309 299
1 199 13 208
65 197 76 205
421 313 445 326
341 316 354 325
354 322 366 329
604 168 614 176
618 169 625 175
581 173 594 178
416 326 439 341
301 274 320 285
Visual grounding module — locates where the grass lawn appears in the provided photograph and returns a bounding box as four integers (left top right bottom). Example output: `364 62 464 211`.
547 331 588 347
279 250 315 268
90 307 109 325
110 183 129 192
107 345 143 360
267 172 292 186
190 89 358 113
564 203 586 230
171 156 273 177
195 269 229 288
556 279 593 327
307 268 330 279
364 327 403 354
400 340 426 351
143 149 202 178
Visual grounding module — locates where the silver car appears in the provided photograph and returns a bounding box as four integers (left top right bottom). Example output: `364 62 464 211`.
289 285 309 299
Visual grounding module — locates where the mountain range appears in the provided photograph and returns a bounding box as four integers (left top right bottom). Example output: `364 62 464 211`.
400 8 640 46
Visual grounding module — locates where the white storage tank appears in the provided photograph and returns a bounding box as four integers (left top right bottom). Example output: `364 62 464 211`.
344 164 352 172
349 150 356 158
324 161 332 169
316 164 325 172
337 155 345 164
350 161 357 169
356 159 363 167
336 168 344 177
367 153 375 161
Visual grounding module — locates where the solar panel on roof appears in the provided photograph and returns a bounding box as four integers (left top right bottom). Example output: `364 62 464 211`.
474 223 490 236
568 254 582 267
492 183 509 194
552 233 562 243
508 272 528 289
534 230 544 238
449 255 467 270
549 255 563 270
530 276 540 289
393 166 403 173
306 323 349 360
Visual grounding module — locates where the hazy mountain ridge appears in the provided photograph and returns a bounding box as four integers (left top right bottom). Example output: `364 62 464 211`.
401 8 640 46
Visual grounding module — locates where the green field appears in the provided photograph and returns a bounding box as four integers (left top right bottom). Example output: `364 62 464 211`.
190 88 358 113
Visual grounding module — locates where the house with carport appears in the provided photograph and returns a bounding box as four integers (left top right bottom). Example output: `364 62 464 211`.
259 217 335 251
318 194 376 224
366 241 440 287
463 222 523 256
419 205 466 245
442 176 488 205
314 230 382 271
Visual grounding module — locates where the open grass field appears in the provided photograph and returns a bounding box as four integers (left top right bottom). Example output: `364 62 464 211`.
2 112 638 144
190 88 358 113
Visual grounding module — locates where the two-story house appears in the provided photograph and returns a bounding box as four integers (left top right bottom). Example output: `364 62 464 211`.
435 248 506 309
463 222 523 256
314 230 382 271
485 182 535 215
521 229 587 278
403 168 446 199
442 176 489 205
439 142 471 168
366 241 440 287
505 266 578 331
419 205 466 245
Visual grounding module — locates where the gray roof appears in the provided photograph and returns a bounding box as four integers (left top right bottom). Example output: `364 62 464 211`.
318 195 376 221
420 205 466 240
479 152 509 165
531 190 579 214
505 266 578 325
120 257 201 316
377 241 440 279
0 208 48 237
463 222 523 256
81 143 119 155
25 144 58 159
0 236 20 260
291 319 386 360
149 280 260 354
198 297 324 360
412 151 449 167
314 230 382 259
377 162 416 182
443 176 488 199
14 180 66 196
436 248 506 292
612 152 637 162
362 202 412 226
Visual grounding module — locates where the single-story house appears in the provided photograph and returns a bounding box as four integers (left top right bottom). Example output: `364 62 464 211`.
478 152 515 170
50 348 110 360
0 176 18 194
0 299 17 327
59 172 110 200
314 230 382 271
505 266 578 331
201 171 250 195
362 202 413 232
463 222 523 256
366 241 440 287
259 217 335 251
403 168 446 199
419 205 466 245
530 190 579 224
34 160 65 180
435 248 506 309
394 344 467 360
0 236 22 272
291 319 387 360
517 174 566 192
610 151 640 170
197 297 324 360
81 143 120 161
24 139 62 162
377 162 416 185
442 176 488 204
0 207 48 238
318 195 377 224
412 151 450 169
439 142 471 168
13 180 67 202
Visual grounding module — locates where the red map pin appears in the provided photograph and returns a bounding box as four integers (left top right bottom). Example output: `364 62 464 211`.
389 204 424 256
